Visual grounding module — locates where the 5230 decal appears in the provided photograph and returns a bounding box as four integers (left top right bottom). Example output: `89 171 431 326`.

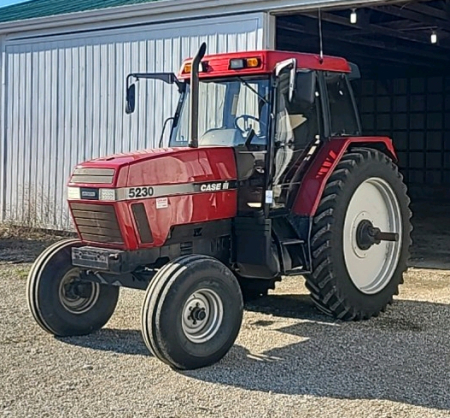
128 187 154 198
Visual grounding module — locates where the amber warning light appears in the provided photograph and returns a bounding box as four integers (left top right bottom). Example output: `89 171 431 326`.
181 61 209 74
229 57 261 70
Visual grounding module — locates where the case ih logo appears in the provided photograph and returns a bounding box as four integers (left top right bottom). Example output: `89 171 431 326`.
199 182 230 192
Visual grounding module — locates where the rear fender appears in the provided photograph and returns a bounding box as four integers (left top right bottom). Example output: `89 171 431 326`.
291 137 396 217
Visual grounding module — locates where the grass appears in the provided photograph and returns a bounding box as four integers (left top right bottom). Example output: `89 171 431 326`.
0 223 75 241
15 267 30 280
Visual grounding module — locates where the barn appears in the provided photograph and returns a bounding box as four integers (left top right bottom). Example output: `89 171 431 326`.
0 0 449 241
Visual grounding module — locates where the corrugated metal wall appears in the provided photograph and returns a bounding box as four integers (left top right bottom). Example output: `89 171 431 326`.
1 13 266 229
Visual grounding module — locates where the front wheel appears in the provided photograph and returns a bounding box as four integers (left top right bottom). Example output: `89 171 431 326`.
305 148 412 320
27 239 119 336
141 255 243 370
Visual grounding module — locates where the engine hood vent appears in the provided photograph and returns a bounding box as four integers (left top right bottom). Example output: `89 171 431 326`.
71 168 115 184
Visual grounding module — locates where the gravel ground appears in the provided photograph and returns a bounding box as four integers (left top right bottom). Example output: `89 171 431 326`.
1 204 450 418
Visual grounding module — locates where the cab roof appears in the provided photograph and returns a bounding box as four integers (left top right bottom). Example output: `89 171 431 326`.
178 50 351 79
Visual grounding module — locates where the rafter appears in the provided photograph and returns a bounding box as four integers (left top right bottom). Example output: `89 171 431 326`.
278 32 438 69
376 4 450 32
303 10 450 49
405 1 449 21
280 20 449 64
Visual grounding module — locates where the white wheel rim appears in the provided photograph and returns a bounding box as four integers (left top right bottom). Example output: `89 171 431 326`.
58 268 100 314
343 177 402 294
181 289 224 344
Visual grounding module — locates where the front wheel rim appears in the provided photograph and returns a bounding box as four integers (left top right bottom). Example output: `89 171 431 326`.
181 289 224 343
343 177 403 294
58 268 100 314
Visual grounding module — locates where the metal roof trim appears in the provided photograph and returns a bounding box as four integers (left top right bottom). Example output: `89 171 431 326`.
0 0 389 36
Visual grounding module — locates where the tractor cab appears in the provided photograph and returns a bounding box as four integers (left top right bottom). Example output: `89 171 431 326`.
126 48 361 213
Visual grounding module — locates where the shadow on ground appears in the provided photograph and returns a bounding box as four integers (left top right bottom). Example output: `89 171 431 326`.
57 329 150 356
185 293 450 411
409 201 450 269
59 291 450 412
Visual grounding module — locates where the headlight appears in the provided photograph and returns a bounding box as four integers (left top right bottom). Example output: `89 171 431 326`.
99 188 117 201
67 187 81 200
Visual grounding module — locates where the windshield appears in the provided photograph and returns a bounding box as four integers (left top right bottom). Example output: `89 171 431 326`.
169 77 270 148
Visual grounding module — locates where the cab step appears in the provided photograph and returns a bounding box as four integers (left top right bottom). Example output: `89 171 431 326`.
284 267 309 276
280 238 304 246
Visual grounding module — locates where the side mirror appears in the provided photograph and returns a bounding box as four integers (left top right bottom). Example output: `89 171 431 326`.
275 58 297 102
125 83 136 114
348 62 361 81
295 71 316 104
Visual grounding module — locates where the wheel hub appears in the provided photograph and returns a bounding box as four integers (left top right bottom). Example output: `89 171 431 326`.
186 299 208 325
64 281 92 299
58 268 100 315
181 289 224 344
356 219 399 251
189 305 207 323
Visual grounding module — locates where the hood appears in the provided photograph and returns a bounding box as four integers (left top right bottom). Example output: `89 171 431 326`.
78 147 194 170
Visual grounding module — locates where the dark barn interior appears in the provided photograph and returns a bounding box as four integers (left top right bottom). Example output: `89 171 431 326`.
276 1 450 266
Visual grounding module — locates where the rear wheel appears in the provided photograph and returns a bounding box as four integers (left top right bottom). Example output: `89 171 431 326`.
27 239 119 336
305 148 411 320
141 255 243 370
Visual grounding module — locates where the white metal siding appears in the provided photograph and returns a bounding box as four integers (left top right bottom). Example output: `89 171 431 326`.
1 13 266 228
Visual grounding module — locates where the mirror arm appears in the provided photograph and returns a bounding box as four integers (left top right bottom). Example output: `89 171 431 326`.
127 72 183 89
125 72 185 115
158 117 175 148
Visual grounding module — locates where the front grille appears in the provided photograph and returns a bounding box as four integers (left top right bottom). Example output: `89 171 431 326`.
71 168 115 184
70 202 123 244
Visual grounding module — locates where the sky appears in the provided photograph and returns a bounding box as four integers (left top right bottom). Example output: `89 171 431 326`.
0 0 29 7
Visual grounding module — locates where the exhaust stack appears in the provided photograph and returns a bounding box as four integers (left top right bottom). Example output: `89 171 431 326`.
188 42 207 148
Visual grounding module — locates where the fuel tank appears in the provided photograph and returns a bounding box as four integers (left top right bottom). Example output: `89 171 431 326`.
67 147 238 250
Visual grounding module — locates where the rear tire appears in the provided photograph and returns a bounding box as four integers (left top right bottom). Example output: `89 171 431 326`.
27 239 119 336
141 255 243 370
305 148 411 320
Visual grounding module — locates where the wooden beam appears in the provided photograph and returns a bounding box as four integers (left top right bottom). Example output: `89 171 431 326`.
303 10 450 49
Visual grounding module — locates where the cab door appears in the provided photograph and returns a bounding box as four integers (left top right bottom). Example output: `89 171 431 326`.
272 70 324 210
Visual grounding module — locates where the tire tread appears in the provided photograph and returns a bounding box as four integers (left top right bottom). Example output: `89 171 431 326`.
304 148 412 320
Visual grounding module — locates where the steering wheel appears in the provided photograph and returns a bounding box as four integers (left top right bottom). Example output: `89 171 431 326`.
234 114 260 134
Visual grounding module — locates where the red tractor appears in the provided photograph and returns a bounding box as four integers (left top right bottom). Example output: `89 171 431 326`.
27 44 411 370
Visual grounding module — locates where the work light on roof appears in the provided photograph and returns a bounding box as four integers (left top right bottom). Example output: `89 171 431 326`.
229 57 261 70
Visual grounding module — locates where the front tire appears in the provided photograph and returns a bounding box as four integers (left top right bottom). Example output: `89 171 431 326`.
305 148 411 320
141 255 243 370
27 239 119 336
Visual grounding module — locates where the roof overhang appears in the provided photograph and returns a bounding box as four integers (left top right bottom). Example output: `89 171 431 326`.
0 0 391 37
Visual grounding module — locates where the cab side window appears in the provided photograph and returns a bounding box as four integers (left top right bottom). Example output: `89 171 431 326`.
324 72 360 136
